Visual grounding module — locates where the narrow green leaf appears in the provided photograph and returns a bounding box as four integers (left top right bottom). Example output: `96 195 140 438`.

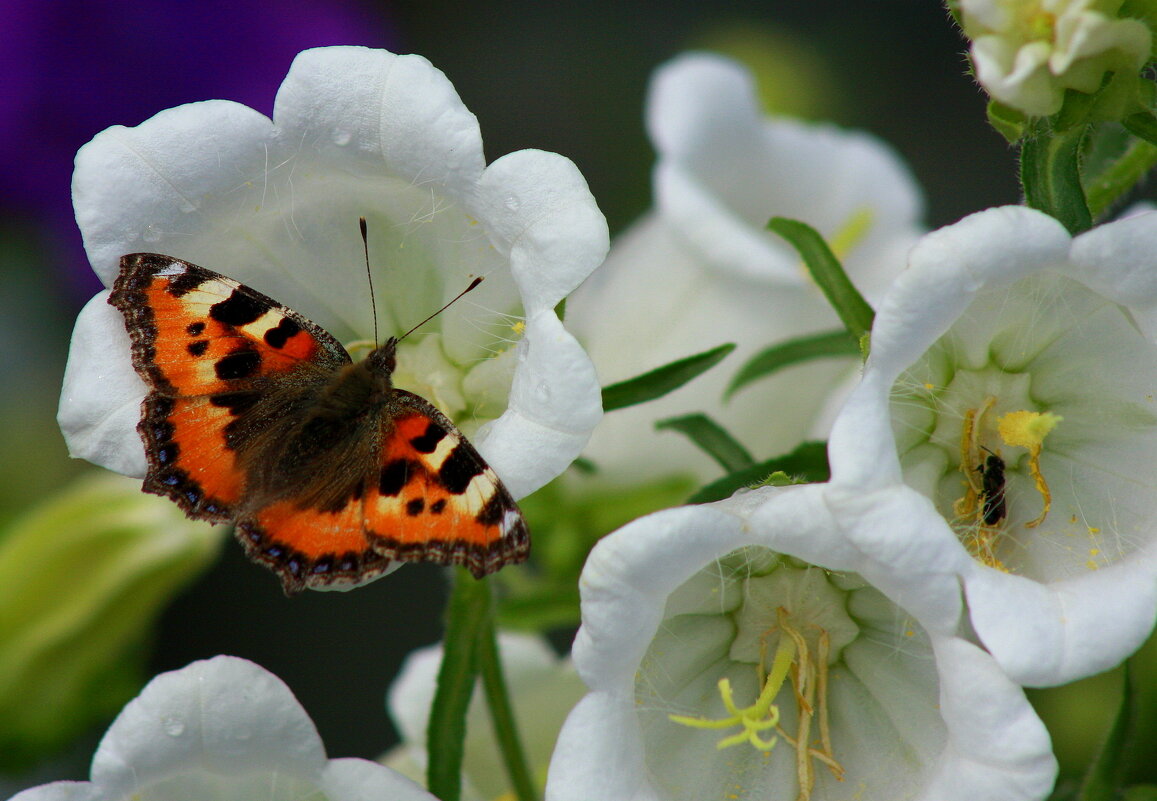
478 603 538 801
726 329 860 399
602 343 736 412
767 217 874 342
1077 661 1141 801
1123 112 1157 146
688 441 829 504
1020 126 1093 234
427 571 489 801
1085 135 1157 218
655 413 755 472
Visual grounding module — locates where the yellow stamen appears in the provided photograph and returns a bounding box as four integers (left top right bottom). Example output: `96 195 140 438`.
998 410 1062 527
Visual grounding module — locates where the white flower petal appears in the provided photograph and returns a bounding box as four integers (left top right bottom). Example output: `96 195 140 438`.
476 311 601 498
90 656 326 795
8 784 102 801
473 149 609 315
72 100 275 287
273 47 485 191
320 757 437 801
56 294 148 477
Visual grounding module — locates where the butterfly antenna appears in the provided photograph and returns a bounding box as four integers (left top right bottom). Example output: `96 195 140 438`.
398 276 484 343
360 216 379 346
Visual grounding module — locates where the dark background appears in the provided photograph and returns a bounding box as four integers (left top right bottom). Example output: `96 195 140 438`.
6 0 1144 782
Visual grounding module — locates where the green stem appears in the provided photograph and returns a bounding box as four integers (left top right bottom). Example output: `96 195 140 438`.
1085 137 1157 220
478 608 539 801
1020 126 1093 234
427 569 488 801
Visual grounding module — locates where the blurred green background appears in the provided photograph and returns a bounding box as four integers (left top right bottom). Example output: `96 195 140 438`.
3 0 1154 790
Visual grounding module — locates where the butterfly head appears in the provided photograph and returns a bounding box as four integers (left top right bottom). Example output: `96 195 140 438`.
365 336 399 378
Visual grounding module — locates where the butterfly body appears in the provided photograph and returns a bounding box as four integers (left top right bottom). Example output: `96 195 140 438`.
110 253 529 595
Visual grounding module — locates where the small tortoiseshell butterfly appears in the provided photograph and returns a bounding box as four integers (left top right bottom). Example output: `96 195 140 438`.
110 252 529 595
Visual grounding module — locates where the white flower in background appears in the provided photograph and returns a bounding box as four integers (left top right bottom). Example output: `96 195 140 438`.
961 0 1151 116
547 486 1057 801
828 205 1157 686
58 45 608 500
384 633 586 800
566 52 924 481
9 656 438 801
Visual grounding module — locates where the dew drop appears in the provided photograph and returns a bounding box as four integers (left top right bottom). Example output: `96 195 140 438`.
332 129 351 146
534 381 551 404
141 224 163 243
503 194 520 211
162 716 186 737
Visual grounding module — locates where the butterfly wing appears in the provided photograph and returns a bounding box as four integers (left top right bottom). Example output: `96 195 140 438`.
110 253 350 523
364 391 530 578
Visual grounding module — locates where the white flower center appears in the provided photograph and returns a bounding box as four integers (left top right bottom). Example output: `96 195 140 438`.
892 272 1157 579
635 549 942 801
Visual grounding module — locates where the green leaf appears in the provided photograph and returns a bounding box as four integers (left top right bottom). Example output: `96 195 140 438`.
766 217 874 342
601 343 736 412
655 414 755 472
987 99 1028 143
726 329 860 399
1123 111 1157 146
1085 134 1157 218
427 571 488 801
688 441 829 504
1020 126 1094 234
1076 661 1142 801
1122 787 1157 801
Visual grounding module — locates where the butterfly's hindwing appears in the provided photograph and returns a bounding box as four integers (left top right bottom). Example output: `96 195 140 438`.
364 392 530 578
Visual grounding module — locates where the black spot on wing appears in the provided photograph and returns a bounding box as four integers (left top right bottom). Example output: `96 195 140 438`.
406 498 425 516
477 491 510 527
409 422 447 453
187 340 209 357
186 321 206 336
165 270 205 297
264 317 301 349
439 445 484 494
210 290 267 327
379 459 416 496
215 348 261 380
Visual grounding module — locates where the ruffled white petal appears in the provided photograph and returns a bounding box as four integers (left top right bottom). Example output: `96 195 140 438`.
57 295 148 477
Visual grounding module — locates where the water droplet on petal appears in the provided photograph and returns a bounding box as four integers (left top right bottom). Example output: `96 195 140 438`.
503 194 520 211
162 716 185 737
332 129 351 146
534 381 551 404
142 224 163 243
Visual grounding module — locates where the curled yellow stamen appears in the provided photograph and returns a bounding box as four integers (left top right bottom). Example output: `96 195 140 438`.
998 410 1062 527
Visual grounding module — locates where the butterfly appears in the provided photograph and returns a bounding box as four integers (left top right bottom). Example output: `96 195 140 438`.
109 252 530 595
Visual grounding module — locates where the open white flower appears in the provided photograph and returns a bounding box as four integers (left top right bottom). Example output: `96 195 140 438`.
58 45 608 500
566 52 924 480
829 205 1157 686
547 486 1057 801
961 0 1151 116
383 632 586 800
9 655 437 801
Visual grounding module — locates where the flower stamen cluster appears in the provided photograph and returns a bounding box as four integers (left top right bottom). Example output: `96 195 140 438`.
668 605 845 800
